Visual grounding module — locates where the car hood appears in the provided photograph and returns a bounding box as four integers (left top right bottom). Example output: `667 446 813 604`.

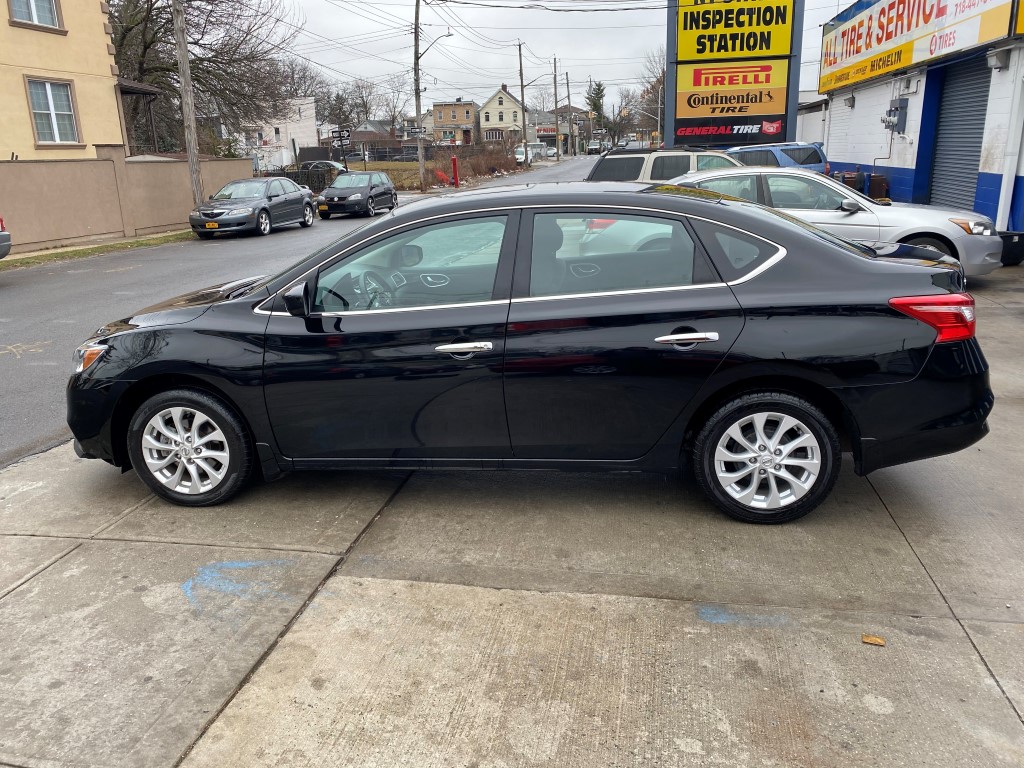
91 275 268 337
885 201 990 221
198 196 265 210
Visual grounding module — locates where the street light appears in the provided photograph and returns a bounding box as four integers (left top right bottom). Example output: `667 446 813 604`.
413 4 453 190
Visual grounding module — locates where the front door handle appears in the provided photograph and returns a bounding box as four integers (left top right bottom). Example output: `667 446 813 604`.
435 341 493 354
654 332 719 345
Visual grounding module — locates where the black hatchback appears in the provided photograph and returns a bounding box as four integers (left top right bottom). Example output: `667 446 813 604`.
316 171 397 219
68 183 992 523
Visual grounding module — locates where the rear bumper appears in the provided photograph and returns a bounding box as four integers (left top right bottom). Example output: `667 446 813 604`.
0 232 11 259
838 339 993 475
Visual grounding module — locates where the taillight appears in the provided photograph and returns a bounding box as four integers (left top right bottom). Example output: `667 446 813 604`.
889 293 976 343
585 218 616 232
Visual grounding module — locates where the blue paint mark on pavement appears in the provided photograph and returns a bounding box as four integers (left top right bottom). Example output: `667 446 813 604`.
181 559 295 610
697 604 788 628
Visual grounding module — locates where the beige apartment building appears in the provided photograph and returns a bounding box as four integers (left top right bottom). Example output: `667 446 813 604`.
1 0 123 160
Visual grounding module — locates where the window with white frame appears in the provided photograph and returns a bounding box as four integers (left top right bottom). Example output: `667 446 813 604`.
11 0 59 27
27 79 78 143
465 109 470 120
498 96 504 106
451 110 456 119
498 111 504 122
484 112 490 122
512 111 518 122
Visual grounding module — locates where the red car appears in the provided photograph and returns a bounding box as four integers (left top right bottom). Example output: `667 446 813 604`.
0 216 11 259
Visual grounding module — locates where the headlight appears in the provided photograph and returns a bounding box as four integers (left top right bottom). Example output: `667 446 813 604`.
348 193 363 200
226 207 253 216
950 218 995 236
73 342 108 373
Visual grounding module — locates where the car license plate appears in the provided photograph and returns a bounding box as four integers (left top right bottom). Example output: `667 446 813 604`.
318 205 328 210
204 222 218 229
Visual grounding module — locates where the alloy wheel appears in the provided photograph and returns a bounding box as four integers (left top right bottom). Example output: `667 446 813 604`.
258 211 271 235
303 205 313 226
141 406 230 495
366 198 375 216
712 411 822 511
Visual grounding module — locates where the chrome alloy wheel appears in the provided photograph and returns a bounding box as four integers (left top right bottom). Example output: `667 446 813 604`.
713 411 822 511
141 406 230 495
303 205 314 225
257 210 271 235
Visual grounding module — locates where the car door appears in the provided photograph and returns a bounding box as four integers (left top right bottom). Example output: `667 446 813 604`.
282 178 305 221
267 179 290 222
263 212 518 461
502 209 744 460
371 173 388 207
765 173 880 241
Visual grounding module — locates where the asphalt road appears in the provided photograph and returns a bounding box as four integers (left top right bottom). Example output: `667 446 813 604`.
0 156 597 469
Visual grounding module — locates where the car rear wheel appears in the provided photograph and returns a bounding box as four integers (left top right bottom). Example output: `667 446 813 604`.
300 203 314 227
692 392 840 524
256 210 272 236
904 236 953 257
127 389 252 506
390 193 398 210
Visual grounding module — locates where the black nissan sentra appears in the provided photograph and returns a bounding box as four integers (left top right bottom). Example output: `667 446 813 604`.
67 183 992 523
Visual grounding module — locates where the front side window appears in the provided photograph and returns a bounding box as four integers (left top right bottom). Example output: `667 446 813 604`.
695 174 759 203
27 79 78 143
766 175 846 210
529 213 716 298
11 0 58 26
314 216 508 313
269 179 286 196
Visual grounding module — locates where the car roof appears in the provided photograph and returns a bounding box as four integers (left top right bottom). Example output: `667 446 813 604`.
727 142 821 151
602 147 730 156
674 166 833 184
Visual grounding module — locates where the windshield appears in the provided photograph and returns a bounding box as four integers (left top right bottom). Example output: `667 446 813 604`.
329 173 372 189
213 180 267 200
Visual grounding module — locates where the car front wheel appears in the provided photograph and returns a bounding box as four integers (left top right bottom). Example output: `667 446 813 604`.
692 392 840 524
256 210 272 236
300 203 314 227
127 389 252 506
365 198 375 217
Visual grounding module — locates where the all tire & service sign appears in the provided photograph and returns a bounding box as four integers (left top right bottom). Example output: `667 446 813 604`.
666 0 803 146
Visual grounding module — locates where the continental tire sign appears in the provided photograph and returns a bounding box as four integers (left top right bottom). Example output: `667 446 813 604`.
668 0 801 146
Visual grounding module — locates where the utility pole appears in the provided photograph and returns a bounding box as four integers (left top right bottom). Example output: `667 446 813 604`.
566 72 573 155
171 0 203 207
518 41 529 168
413 0 425 191
553 58 560 161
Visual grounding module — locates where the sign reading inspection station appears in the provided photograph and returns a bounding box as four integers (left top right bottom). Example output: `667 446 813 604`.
669 0 800 145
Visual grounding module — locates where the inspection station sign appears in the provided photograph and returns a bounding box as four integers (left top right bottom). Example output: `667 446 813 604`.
668 0 801 146
819 0 1013 92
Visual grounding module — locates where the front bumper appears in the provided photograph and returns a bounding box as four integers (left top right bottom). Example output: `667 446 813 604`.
838 338 993 475
955 233 1003 277
188 211 258 233
318 198 368 215
0 232 11 259
67 374 134 466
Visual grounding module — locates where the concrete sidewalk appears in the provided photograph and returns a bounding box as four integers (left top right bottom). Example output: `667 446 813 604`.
0 267 1021 767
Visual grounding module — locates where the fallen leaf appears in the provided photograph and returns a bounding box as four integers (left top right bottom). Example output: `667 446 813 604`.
862 634 886 647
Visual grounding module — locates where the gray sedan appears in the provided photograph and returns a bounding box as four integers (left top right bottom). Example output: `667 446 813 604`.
189 177 315 239
672 167 1003 277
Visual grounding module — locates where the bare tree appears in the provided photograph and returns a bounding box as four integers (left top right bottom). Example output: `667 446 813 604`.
347 78 382 125
529 86 553 114
638 47 667 135
377 73 412 137
111 0 301 151
278 57 335 125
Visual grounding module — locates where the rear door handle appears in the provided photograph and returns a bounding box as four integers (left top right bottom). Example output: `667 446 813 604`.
435 342 493 354
654 332 719 345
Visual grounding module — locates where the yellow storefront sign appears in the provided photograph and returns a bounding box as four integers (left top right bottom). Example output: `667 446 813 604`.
677 0 795 61
676 59 789 118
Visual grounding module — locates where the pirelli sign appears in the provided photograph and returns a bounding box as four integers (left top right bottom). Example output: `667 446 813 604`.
667 0 801 146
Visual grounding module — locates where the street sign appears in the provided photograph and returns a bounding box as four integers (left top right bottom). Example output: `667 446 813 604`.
408 127 427 135
339 129 351 138
341 139 351 147
576 120 584 127
330 128 352 139
331 139 342 148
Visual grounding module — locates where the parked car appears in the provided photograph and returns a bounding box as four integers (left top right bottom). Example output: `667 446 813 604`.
514 146 526 165
394 151 420 162
188 178 314 239
317 171 397 219
0 216 10 259
345 151 369 162
726 142 828 174
617 138 630 147
587 140 603 155
586 147 741 183
68 182 991 524
546 146 557 158
673 166 1003 277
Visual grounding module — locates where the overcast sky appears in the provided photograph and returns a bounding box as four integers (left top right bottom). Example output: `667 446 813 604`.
285 0 849 114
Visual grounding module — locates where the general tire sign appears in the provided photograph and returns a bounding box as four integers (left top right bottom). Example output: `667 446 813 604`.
667 0 803 146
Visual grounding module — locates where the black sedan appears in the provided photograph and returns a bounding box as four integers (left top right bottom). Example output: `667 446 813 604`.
317 172 397 219
189 178 315 239
68 183 992 523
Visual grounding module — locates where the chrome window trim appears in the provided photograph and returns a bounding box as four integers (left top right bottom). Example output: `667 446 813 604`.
513 283 728 304
321 299 508 317
254 203 786 314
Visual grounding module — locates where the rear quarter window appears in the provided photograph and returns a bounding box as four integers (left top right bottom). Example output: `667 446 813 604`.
781 146 824 165
650 154 691 180
730 149 780 167
588 156 645 181
689 218 782 282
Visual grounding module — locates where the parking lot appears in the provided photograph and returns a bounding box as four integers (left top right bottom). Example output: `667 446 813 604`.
2 173 1023 766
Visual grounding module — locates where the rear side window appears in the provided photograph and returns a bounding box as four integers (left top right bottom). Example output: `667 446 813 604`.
588 156 645 181
696 154 736 170
730 149 780 167
689 218 781 282
781 146 824 165
650 154 691 180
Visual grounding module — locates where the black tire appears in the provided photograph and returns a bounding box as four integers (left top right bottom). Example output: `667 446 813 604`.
1002 252 1023 267
904 236 953 258
692 392 841 524
390 192 398 210
300 203 314 228
127 388 252 507
256 209 272 236
365 197 375 217
319 211 332 220
195 231 214 240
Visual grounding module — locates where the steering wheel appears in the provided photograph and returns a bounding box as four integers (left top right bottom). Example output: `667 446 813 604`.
362 270 394 309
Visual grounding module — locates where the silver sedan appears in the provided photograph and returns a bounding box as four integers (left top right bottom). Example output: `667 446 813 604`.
671 166 1002 277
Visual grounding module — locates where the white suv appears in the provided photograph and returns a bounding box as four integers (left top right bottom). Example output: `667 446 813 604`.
586 148 740 183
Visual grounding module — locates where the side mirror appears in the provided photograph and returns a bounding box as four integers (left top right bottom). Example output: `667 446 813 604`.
841 199 862 213
283 282 310 317
208 194 214 200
